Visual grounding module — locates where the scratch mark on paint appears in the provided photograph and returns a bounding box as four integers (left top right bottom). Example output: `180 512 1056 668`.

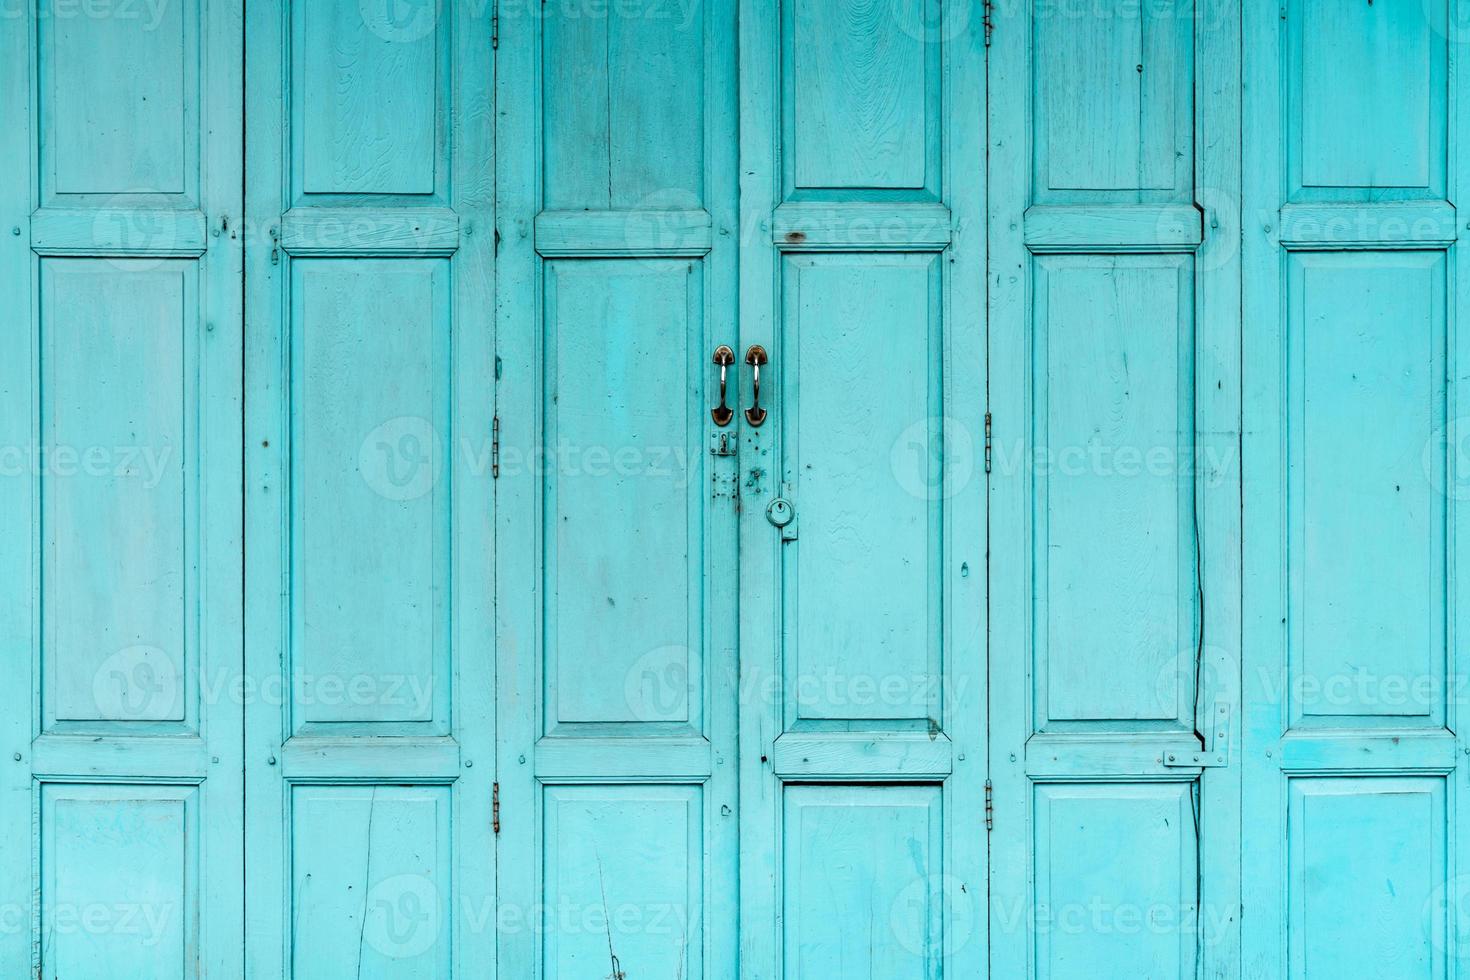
356 787 378 980
597 855 626 980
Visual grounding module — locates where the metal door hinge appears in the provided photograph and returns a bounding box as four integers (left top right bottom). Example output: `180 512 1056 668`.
491 0 499 48
491 416 501 479
984 781 993 830
492 782 501 834
983 0 995 46
983 412 993 474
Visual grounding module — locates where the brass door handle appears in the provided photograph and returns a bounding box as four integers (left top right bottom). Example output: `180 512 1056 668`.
745 345 768 427
711 345 735 426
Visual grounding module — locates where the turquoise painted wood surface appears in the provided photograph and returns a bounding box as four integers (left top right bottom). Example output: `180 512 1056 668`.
735 1 988 977
988 2 1243 978
244 1 496 978
494 1 741 977
0 2 246 978
1243 1 1470 978
4 1 1470 978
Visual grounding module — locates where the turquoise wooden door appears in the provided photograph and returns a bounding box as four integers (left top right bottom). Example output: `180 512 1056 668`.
988 0 1244 976
0 2 246 978
13 2 1470 977
243 1 496 977
1243 1 1470 976
735 1 987 976
493 1 741 978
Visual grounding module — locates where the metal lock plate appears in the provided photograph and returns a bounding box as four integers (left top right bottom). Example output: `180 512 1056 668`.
766 497 797 540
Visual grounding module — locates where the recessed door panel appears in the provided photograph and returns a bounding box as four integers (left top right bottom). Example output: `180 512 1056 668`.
1287 252 1446 727
1286 777 1446 980
542 4 706 209
542 786 705 977
781 252 942 727
1032 0 1193 201
40 0 196 201
289 258 451 732
783 0 936 196
40 785 199 979
1289 0 1445 198
1031 783 1199 978
40 260 195 730
782 785 945 979
289 786 452 978
1032 254 1197 729
294 0 442 197
543 259 706 732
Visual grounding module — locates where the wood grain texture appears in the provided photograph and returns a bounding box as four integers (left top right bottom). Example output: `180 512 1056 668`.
2 4 245 979
495 2 740 978
991 1 1243 977
742 1 988 976
246 2 497 977
1244 0 1465 975
26 3 1470 977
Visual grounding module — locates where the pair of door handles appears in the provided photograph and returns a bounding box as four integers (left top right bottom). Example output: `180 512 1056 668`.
711 345 768 428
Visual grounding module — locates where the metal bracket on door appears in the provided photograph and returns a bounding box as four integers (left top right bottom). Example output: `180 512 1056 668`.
1161 702 1231 768
710 431 739 499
